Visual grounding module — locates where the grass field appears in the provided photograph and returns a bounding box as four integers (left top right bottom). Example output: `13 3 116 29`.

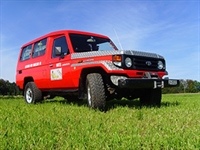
0 94 200 149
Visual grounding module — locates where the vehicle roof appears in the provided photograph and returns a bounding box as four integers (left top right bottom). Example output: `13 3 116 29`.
21 30 110 48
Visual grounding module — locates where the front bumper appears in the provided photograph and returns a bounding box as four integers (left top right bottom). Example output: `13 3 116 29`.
118 78 179 89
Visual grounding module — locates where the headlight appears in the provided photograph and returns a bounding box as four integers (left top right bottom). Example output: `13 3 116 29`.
125 57 132 68
158 61 164 70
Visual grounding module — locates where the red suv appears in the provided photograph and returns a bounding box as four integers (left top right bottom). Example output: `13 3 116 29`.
16 30 179 110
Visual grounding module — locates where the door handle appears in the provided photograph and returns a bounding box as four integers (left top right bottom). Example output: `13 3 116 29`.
49 64 53 67
18 70 22 74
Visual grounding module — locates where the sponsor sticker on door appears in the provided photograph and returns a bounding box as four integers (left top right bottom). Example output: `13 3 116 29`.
50 68 62 80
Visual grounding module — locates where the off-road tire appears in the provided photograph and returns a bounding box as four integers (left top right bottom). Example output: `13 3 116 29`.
86 73 106 110
24 82 42 104
140 88 162 107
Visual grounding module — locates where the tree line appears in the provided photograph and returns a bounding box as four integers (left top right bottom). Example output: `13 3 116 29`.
0 78 199 96
162 79 200 94
0 79 21 96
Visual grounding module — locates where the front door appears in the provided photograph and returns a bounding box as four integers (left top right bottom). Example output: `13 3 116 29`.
48 35 72 89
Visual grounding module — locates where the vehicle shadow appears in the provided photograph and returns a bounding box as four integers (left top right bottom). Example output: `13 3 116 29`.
160 101 180 107
43 98 86 106
106 99 141 110
43 98 180 112
105 99 180 111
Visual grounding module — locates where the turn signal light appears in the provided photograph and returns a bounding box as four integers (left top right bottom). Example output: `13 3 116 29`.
112 55 122 62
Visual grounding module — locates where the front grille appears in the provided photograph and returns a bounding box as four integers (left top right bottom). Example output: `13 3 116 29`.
131 56 164 71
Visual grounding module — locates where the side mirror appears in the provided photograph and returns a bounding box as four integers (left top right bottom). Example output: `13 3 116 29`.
55 47 62 56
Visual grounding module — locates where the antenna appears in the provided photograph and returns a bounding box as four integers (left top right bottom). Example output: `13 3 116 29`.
113 28 123 50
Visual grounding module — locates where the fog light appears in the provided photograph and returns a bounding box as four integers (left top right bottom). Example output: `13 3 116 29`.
110 76 127 86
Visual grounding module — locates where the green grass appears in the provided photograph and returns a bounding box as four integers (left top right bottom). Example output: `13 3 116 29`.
0 94 200 149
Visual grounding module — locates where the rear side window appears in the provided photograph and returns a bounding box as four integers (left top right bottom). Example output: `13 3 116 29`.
32 38 47 58
20 45 32 61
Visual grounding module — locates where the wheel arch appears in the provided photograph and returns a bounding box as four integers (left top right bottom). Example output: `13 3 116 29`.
78 67 108 99
23 76 34 94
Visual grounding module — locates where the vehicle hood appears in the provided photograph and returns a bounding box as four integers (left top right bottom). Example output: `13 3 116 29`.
71 50 164 59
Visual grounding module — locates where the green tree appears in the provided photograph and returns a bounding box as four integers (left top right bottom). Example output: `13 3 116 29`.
194 81 200 92
185 80 198 93
0 79 8 95
0 79 21 96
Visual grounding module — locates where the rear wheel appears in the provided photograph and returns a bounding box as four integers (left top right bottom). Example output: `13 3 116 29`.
86 73 106 110
24 82 42 104
140 88 162 107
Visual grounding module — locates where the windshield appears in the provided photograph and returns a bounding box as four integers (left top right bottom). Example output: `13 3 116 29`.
69 34 118 52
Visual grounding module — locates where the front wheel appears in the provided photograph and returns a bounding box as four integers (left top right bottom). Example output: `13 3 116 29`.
86 73 106 110
24 82 42 104
140 88 162 107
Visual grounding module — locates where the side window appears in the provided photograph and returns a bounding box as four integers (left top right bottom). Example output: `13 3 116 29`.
20 45 32 61
32 38 47 58
52 36 68 58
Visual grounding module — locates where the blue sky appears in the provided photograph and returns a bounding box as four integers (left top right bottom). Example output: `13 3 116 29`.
0 0 199 82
